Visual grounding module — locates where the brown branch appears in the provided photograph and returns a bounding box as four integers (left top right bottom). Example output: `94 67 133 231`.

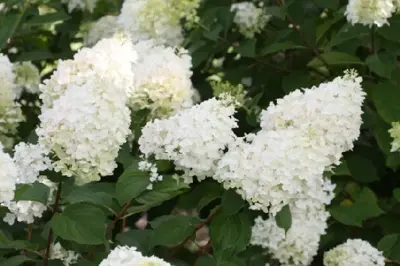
105 201 131 239
386 259 400 265
168 207 221 260
24 224 33 256
44 182 63 266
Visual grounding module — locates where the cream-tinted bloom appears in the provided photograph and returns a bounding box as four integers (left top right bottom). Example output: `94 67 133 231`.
13 62 41 95
345 0 396 27
139 97 238 182
117 0 200 45
37 36 136 184
129 40 194 117
0 142 17 202
50 242 79 266
231 2 271 38
389 121 400 152
324 239 385 266
99 246 171 266
61 0 99 13
84 15 118 47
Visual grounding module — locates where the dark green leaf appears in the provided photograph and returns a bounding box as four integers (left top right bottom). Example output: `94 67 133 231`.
14 182 50 204
275 205 292 233
115 162 150 205
116 229 153 254
365 53 396 79
371 82 400 124
307 52 363 67
51 203 106 245
346 154 380 183
26 11 70 25
221 190 245 216
0 12 24 49
393 188 400 202
378 234 400 261
234 39 256 58
64 183 115 208
0 255 34 266
261 41 303 56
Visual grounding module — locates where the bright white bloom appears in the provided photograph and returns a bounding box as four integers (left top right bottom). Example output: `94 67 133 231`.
129 41 194 117
139 97 238 182
37 36 136 184
84 16 119 47
345 0 396 27
251 200 331 266
99 246 171 266
0 54 16 100
0 142 17 202
231 2 271 38
215 70 363 214
138 160 162 186
260 70 365 168
324 239 385 266
389 122 400 152
62 0 99 13
13 142 52 184
50 242 79 266
3 176 56 225
13 62 41 95
117 0 200 46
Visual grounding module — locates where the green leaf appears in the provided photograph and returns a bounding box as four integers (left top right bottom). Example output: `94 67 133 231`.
282 71 309 93
64 183 115 208
116 142 133 169
275 205 292 233
234 39 256 58
210 212 251 253
327 24 369 48
365 53 396 79
14 182 50 204
371 82 400 124
196 256 216 266
332 161 351 176
346 154 380 183
150 215 199 246
393 188 400 202
203 24 223 41
115 162 150 205
313 0 339 9
307 52 363 68
0 255 34 266
136 177 189 207
378 17 400 43
25 11 70 25
178 181 223 210
51 203 106 245
116 229 153 254
0 12 24 49
329 187 384 227
221 190 245 216
261 41 302 56
378 234 400 261
15 51 54 62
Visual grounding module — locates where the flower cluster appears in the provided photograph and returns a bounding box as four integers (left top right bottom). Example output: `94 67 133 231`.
231 2 271 38
61 0 99 13
389 121 400 152
251 200 332 266
50 242 80 266
139 97 238 182
0 142 17 202
13 61 41 95
37 36 137 184
0 54 25 149
345 0 399 27
99 246 171 266
117 0 201 45
323 239 385 266
129 40 194 117
84 15 118 47
3 176 56 225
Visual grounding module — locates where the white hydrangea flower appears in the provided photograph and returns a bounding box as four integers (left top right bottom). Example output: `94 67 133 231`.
0 142 17 202
117 0 200 46
324 239 385 266
260 70 365 168
99 246 171 266
345 0 396 27
231 2 271 38
139 97 238 182
13 61 41 95
13 142 52 184
138 160 163 185
251 200 331 266
50 242 79 266
2 176 56 225
129 40 194 117
215 70 364 215
61 0 99 13
84 16 119 47
0 54 25 149
37 36 137 184
389 122 400 152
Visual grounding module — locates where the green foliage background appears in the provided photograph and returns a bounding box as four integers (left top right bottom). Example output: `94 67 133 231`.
1 0 400 265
